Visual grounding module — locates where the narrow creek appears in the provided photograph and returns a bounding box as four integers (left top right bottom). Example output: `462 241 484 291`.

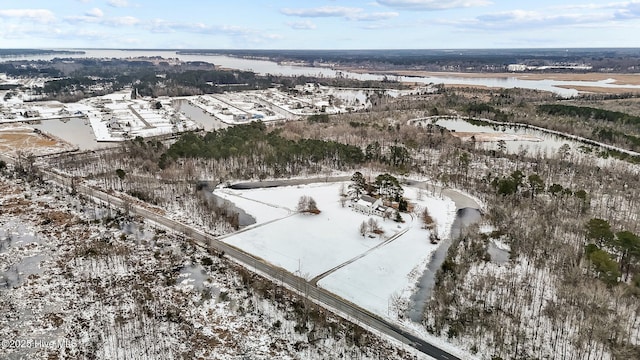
407 207 482 322
209 177 483 323
200 182 257 227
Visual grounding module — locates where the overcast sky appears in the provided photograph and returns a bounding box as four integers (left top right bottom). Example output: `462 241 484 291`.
1 0 639 49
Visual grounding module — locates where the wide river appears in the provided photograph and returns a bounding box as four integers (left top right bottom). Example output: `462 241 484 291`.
4 49 640 97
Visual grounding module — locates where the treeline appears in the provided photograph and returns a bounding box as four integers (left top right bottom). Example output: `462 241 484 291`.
162 122 365 172
0 63 63 78
0 49 82 56
538 104 640 152
135 69 268 97
465 103 510 122
42 77 101 93
274 75 407 90
585 218 640 286
538 104 640 127
180 48 640 73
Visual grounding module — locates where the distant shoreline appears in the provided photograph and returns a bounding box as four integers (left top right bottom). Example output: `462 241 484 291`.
0 49 85 57
334 68 640 86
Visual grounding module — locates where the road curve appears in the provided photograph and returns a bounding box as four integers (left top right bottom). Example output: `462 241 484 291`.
5 160 463 360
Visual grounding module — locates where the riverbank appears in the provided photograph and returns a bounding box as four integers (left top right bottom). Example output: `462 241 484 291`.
337 68 640 86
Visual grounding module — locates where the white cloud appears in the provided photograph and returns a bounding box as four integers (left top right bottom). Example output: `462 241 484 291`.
349 11 399 21
551 1 639 11
0 9 56 23
108 0 131 8
65 12 140 27
147 19 175 33
104 16 140 26
376 0 492 10
615 1 640 19
436 10 612 30
360 22 403 30
145 18 282 44
218 25 253 36
64 15 99 24
435 2 640 32
281 6 363 18
476 10 541 23
0 23 82 42
287 20 317 30
281 6 398 22
75 29 110 40
262 33 284 40
85 8 104 18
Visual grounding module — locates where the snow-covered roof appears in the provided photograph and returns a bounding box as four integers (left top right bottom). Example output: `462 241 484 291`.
360 194 377 204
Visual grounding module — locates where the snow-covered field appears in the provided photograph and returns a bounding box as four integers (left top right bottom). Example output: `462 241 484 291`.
0 173 421 360
216 182 457 319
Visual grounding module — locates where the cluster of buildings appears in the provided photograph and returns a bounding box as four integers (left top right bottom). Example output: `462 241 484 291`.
507 63 593 72
186 84 373 124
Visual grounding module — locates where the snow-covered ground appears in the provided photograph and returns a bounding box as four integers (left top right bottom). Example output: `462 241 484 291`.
185 85 377 125
0 125 77 157
188 94 284 124
0 173 421 360
0 90 201 143
81 92 200 141
320 187 456 318
216 182 457 319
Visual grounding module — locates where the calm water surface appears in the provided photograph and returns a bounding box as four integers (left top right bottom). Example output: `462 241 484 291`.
432 118 574 156
31 117 106 151
5 49 640 97
173 99 228 132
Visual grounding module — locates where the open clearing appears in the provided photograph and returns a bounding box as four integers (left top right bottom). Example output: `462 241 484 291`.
216 182 457 319
0 125 76 156
450 131 543 142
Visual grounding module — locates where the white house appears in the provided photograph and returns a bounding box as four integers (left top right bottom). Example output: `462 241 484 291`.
351 195 392 217
507 64 527 72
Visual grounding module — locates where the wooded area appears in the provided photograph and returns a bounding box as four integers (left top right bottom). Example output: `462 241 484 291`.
45 81 640 359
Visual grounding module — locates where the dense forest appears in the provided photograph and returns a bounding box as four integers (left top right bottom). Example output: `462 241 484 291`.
160 122 367 175
0 62 64 78
538 104 640 127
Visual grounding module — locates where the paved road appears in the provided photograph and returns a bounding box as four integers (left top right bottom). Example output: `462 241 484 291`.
4 160 463 360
